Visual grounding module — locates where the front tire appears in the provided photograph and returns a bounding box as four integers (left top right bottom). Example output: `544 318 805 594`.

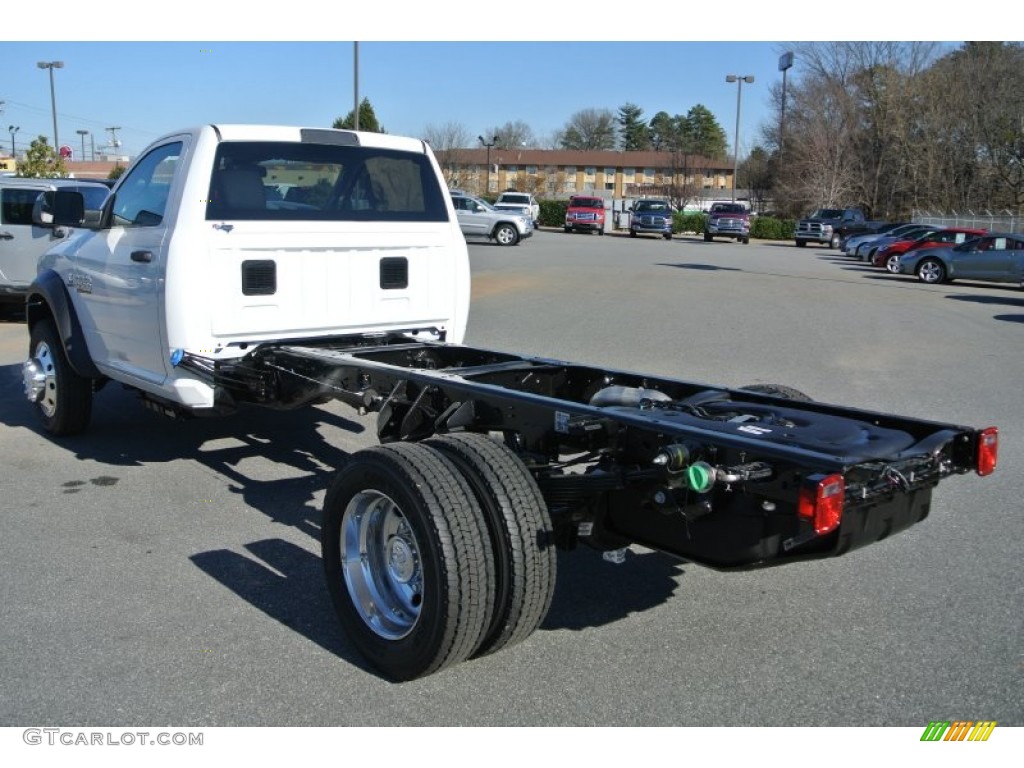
494 224 519 246
916 258 946 284
322 443 495 681
830 233 841 249
796 239 806 248
704 233 713 242
24 317 93 436
425 433 556 657
630 229 637 238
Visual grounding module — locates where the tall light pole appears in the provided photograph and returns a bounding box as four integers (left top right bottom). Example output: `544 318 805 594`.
353 42 359 131
778 52 794 165
8 125 19 159
726 74 754 203
76 129 89 163
478 135 498 194
37 61 64 152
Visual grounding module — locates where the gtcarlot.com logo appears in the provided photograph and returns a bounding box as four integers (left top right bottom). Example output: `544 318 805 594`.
920 721 997 742
23 728 203 747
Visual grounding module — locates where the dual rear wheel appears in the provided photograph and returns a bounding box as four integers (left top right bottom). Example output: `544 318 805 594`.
322 434 556 681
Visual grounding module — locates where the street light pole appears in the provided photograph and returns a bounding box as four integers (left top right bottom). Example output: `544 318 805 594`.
37 61 64 152
8 125 19 159
726 74 754 203
77 129 89 164
478 134 498 195
778 52 794 165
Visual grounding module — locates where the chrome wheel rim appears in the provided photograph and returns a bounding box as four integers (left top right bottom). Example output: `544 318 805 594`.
24 341 57 417
886 254 901 273
919 261 942 283
341 490 423 640
496 226 515 245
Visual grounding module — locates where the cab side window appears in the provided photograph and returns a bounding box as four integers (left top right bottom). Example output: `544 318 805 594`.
112 142 183 227
1 188 43 225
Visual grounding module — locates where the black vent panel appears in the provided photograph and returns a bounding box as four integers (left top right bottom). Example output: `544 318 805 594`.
241 260 277 296
380 257 408 289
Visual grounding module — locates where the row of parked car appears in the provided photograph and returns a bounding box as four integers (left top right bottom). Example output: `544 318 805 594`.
838 222 1024 287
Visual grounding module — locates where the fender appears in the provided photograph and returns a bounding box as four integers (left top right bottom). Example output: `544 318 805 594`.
25 270 103 379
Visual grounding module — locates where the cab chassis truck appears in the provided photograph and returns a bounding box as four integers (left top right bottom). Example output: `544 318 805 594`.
22 125 998 681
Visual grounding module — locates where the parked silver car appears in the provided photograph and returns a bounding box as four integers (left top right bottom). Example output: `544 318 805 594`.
898 232 1024 285
450 192 532 246
0 178 111 313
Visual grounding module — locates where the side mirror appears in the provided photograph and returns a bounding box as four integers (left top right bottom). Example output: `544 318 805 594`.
52 190 86 227
31 195 54 227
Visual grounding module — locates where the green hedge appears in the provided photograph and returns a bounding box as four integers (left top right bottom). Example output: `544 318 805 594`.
533 203 796 239
750 216 795 240
538 200 567 227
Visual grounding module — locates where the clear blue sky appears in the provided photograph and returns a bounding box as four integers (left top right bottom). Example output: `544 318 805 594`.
2 4 968 159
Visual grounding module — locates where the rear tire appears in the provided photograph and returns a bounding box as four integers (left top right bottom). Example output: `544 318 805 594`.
916 258 946 284
24 317 93 436
425 433 556 656
322 443 495 681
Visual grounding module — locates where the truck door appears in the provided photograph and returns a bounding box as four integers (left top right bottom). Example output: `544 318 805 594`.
71 138 188 386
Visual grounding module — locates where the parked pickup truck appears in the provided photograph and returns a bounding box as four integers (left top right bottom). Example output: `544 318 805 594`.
23 124 998 682
795 207 885 249
493 190 540 228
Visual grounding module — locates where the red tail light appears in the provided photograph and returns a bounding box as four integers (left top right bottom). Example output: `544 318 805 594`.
798 473 845 535
976 427 998 476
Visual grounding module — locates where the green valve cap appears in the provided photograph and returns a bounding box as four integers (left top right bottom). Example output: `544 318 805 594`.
686 462 715 493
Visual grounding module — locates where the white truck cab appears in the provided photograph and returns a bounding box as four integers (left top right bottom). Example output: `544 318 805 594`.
27 125 471 424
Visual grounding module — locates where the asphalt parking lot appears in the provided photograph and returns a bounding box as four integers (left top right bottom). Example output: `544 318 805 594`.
1 231 1021 727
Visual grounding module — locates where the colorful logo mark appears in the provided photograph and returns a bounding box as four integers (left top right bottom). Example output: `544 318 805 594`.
920 721 997 742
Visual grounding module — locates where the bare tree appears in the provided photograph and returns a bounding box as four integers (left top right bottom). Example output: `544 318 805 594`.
484 120 537 150
560 108 617 150
423 121 473 189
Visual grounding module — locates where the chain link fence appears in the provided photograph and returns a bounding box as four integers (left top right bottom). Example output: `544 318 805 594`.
912 210 1022 233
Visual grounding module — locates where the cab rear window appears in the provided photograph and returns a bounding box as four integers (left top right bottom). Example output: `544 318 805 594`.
206 142 449 222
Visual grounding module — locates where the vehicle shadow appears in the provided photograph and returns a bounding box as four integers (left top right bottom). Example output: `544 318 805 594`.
0 361 363 539
542 546 685 631
656 262 743 272
189 538 376 676
2 359 687 672
944 292 1024 307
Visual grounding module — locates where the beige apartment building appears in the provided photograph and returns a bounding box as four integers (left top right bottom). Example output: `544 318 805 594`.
434 147 737 203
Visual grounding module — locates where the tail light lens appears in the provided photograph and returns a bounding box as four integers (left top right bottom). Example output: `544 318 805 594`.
798 473 845 535
977 427 998 476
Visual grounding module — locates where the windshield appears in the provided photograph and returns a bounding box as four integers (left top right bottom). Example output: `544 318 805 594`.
637 201 671 212
500 194 529 204
811 209 845 219
572 198 603 209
